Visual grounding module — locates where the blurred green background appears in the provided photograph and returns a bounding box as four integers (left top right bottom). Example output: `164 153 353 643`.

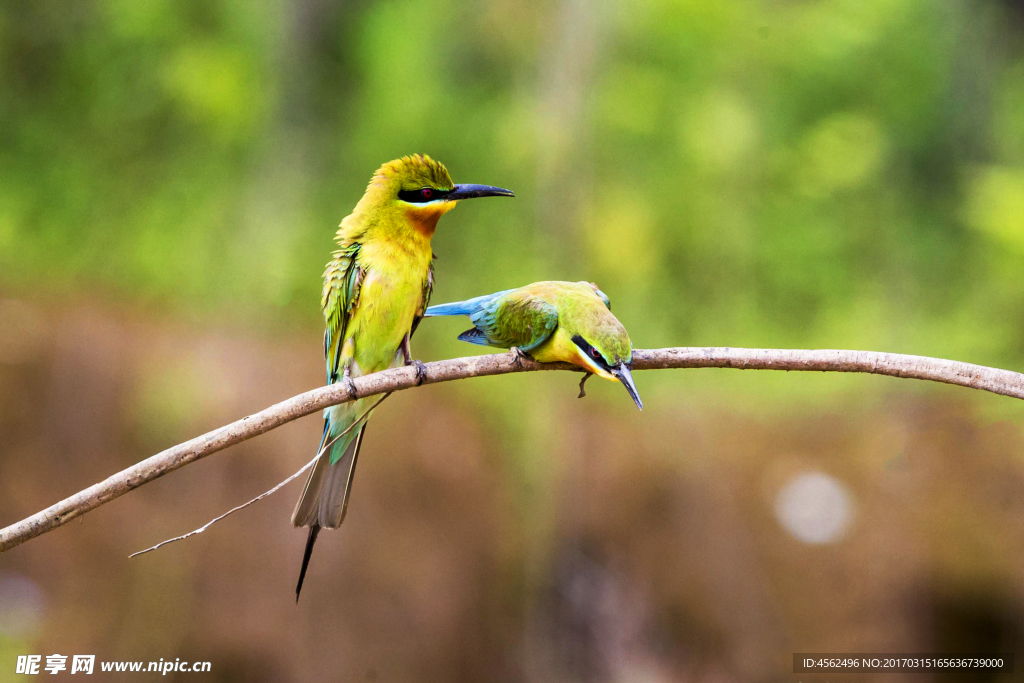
2 0 1024 680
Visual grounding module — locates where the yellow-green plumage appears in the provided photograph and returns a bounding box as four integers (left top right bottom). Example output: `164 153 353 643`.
293 154 513 600
425 281 643 409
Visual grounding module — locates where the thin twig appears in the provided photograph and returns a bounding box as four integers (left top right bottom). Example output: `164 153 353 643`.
129 454 317 558
129 393 391 558
3 347 1024 554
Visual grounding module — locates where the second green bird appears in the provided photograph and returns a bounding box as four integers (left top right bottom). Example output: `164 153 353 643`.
425 281 643 410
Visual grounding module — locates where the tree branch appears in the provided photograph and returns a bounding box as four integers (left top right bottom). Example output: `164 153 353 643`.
126 392 392 558
2 347 1023 553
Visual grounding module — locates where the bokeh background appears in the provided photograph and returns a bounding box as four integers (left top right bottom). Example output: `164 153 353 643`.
2 0 1024 680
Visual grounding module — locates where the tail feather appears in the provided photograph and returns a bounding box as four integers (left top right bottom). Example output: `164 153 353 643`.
290 419 333 528
292 422 368 527
424 300 477 317
295 524 320 602
424 289 512 318
292 419 369 600
317 423 368 527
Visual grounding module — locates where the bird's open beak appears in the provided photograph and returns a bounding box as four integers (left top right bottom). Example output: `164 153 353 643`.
612 363 643 411
446 184 515 200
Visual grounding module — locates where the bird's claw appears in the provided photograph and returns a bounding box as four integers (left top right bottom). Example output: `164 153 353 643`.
342 375 358 401
509 347 529 369
408 359 428 386
578 372 592 399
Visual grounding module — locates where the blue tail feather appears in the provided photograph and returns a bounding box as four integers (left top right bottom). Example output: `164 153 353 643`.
425 289 514 318
424 300 477 317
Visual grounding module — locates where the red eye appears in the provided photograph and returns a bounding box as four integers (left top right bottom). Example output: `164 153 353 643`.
590 347 600 360
421 188 433 200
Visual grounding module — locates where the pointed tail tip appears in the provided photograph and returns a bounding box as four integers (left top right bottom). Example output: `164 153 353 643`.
295 524 320 603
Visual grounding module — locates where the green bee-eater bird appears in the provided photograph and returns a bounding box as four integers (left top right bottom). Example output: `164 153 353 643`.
425 281 643 410
293 154 513 600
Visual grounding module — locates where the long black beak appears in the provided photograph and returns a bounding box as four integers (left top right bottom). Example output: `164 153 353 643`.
612 363 643 411
446 184 515 200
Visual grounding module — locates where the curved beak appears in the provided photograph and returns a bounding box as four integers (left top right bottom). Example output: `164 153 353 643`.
446 184 515 200
612 363 643 411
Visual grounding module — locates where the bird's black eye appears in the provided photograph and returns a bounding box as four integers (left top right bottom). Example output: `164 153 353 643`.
572 334 610 370
398 187 449 203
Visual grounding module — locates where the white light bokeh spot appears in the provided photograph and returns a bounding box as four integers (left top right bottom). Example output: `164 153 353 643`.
774 471 854 544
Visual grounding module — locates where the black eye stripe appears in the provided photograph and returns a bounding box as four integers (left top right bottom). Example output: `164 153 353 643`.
572 335 611 371
398 187 452 203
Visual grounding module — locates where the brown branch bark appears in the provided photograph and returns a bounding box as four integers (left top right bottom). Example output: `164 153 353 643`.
2 347 1023 553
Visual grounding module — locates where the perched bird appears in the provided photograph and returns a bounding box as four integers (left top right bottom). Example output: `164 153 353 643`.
293 155 513 600
425 281 643 410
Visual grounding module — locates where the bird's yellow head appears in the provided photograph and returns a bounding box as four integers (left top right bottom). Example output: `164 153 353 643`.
565 283 643 410
363 154 514 237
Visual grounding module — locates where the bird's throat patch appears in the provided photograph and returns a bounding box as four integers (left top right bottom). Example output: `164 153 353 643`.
405 203 454 237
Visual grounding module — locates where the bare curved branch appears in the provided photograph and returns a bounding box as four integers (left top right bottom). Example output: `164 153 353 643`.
2 347 1022 553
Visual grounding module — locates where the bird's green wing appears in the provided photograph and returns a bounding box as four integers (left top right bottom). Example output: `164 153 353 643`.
470 293 559 353
322 242 364 384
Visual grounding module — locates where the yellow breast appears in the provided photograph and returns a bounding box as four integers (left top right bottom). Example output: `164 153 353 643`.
346 237 432 374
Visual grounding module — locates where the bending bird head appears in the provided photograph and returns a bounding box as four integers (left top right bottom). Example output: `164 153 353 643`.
570 320 643 411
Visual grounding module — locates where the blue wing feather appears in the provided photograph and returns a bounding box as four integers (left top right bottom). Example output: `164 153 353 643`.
456 328 492 345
